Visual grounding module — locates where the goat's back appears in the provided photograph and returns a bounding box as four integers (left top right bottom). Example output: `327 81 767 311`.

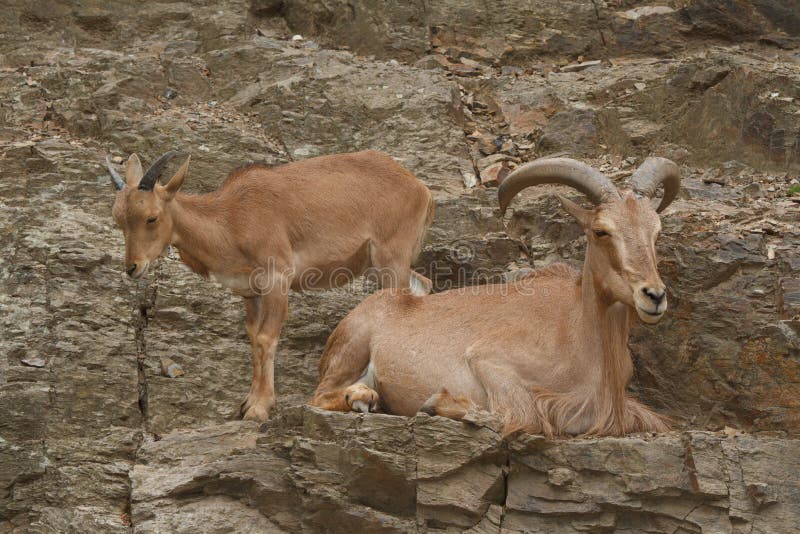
193 150 432 275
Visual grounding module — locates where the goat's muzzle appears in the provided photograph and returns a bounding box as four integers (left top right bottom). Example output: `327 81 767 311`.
125 262 149 279
633 284 667 324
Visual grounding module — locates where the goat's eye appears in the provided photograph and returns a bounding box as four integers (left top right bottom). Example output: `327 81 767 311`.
146 217 158 224
593 229 609 237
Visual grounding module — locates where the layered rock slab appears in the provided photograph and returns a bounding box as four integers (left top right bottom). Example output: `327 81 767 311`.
131 409 800 533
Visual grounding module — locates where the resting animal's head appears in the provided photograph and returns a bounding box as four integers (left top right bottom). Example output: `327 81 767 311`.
107 152 191 279
498 157 680 324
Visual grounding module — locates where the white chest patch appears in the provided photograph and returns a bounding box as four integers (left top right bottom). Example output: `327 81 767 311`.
357 361 377 390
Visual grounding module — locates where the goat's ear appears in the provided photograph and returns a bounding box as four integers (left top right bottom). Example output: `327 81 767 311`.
557 195 593 228
125 154 143 188
161 155 191 200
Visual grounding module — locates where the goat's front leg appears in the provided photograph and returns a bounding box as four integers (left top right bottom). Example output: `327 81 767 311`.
310 382 380 413
240 290 288 422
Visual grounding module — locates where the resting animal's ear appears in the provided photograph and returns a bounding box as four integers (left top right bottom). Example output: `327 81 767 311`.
161 155 191 200
557 195 593 229
125 154 143 188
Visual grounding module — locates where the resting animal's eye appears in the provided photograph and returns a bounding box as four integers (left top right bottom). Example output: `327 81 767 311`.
146 217 158 224
593 229 609 237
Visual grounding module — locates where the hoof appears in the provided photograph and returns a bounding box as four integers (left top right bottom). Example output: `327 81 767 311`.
344 383 379 413
239 393 273 422
241 403 270 422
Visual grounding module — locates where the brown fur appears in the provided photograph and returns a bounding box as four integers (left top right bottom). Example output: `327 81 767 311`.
111 150 433 422
309 191 672 437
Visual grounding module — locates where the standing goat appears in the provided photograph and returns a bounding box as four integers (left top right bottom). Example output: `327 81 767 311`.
107 150 434 421
310 157 680 437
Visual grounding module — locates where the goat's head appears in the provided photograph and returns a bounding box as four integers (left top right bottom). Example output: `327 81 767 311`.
498 157 680 324
107 152 191 278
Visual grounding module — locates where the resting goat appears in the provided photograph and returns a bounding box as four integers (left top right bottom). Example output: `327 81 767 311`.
107 150 433 421
310 157 680 437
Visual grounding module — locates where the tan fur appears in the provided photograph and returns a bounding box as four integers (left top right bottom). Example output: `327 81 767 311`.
111 150 433 421
310 192 671 437
419 389 477 420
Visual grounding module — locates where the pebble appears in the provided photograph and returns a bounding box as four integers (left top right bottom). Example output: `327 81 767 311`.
477 137 497 155
560 60 602 73
414 54 449 70
477 153 513 171
462 171 478 188
501 66 523 76
164 87 178 99
448 64 481 77
480 161 511 186
161 357 184 378
744 182 763 197
20 356 46 368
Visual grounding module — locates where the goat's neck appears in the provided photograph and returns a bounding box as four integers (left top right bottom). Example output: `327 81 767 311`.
168 193 229 277
579 250 634 434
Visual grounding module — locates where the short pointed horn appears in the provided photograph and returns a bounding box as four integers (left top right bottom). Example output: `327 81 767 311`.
629 157 681 213
138 151 178 191
105 155 125 191
498 158 620 215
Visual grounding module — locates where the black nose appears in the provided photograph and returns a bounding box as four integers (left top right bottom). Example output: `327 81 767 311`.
642 287 665 304
126 264 137 277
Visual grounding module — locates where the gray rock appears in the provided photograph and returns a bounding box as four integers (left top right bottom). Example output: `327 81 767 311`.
560 59 602 72
19 356 46 368
127 409 800 533
159 357 184 378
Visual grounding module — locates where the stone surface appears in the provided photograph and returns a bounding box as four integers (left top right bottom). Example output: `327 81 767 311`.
0 0 799 531
129 408 800 533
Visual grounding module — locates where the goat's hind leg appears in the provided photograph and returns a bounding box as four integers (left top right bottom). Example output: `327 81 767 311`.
419 389 477 420
469 358 555 436
368 241 430 296
309 312 380 413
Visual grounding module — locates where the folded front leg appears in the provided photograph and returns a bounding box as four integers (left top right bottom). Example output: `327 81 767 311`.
310 382 380 413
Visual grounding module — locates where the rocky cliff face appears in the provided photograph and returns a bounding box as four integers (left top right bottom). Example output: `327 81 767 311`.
0 0 798 532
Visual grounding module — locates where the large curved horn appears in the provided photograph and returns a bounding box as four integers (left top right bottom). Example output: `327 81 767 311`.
105 155 125 191
138 151 177 191
628 157 681 213
498 158 620 215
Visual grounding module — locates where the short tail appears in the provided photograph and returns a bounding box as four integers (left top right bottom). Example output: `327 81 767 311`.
412 190 435 260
